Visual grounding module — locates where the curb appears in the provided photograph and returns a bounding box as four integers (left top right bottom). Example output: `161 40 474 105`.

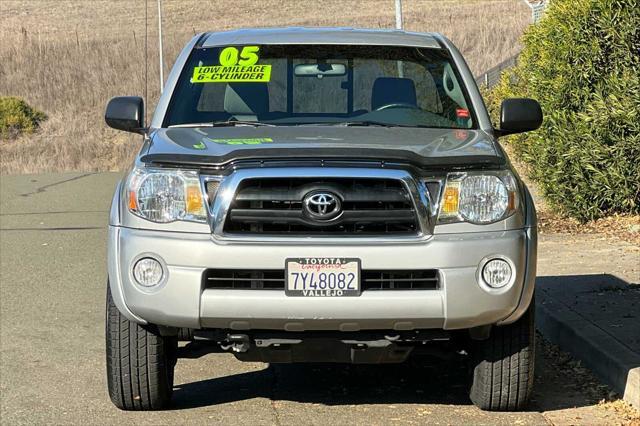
536 292 640 410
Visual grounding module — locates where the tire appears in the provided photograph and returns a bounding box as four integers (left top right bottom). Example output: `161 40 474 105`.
106 285 177 410
469 301 535 411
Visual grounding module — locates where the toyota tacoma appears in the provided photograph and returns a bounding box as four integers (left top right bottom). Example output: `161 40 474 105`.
105 27 542 411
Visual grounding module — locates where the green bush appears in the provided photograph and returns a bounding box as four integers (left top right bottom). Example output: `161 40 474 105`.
487 0 640 221
0 96 47 139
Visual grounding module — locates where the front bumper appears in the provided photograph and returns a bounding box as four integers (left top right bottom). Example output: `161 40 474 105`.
108 225 537 331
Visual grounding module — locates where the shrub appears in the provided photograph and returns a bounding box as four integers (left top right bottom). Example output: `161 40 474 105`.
487 0 640 221
0 96 47 139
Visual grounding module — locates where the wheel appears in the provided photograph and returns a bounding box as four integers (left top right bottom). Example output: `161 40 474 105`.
105 285 177 410
469 301 535 411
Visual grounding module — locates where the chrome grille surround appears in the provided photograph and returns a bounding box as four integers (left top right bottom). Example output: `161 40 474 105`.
200 168 439 243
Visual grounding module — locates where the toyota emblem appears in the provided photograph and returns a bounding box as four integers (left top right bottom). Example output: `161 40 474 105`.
303 191 342 221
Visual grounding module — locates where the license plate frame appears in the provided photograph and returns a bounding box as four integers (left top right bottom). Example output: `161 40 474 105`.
285 257 361 297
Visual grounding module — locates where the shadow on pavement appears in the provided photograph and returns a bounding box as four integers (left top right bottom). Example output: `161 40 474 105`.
535 273 640 410
536 274 639 356
171 356 472 409
537 273 639 294
171 347 610 412
168 274 640 412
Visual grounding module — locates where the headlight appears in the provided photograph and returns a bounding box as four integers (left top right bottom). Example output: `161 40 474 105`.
126 167 207 223
437 171 518 224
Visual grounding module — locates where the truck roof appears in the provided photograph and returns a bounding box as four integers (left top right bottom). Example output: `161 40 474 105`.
201 27 442 49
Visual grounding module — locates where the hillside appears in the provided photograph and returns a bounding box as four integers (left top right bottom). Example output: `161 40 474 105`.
0 0 530 174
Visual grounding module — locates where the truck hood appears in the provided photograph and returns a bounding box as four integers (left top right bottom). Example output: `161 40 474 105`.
141 126 504 168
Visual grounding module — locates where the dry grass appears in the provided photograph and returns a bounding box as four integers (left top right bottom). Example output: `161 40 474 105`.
0 0 530 174
598 400 640 425
538 212 640 247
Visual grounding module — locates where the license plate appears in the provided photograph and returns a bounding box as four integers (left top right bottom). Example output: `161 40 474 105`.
285 258 361 297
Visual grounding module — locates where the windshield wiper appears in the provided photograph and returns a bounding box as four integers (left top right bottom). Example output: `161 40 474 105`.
340 120 396 127
298 120 396 127
169 120 276 128
211 120 276 127
301 120 435 128
337 121 438 128
344 121 440 129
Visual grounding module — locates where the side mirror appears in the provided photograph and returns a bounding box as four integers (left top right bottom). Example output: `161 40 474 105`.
497 98 543 136
105 96 145 134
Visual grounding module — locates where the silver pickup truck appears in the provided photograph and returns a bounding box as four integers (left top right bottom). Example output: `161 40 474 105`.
104 27 542 412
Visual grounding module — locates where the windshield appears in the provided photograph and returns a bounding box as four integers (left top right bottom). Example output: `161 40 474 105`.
164 44 476 129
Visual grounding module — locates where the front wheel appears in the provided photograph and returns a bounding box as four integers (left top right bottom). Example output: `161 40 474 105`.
469 301 535 411
105 285 177 410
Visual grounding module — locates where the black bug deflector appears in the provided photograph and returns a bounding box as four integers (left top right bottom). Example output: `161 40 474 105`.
141 126 506 168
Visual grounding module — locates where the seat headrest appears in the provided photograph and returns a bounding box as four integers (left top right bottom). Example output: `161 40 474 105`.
371 77 417 110
223 83 269 117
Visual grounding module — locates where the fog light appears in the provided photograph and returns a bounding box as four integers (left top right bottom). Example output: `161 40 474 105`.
133 257 164 287
482 259 512 288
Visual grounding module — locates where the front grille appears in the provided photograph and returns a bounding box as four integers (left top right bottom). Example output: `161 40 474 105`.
204 269 439 291
222 178 419 235
205 180 220 203
361 270 440 290
204 269 285 290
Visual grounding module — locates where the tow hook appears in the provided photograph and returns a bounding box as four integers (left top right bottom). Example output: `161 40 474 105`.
220 334 250 353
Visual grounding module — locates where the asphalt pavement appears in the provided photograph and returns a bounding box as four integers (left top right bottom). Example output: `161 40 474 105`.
0 172 634 425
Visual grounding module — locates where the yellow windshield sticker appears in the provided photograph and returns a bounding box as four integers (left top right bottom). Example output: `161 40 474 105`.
208 137 273 145
219 46 260 66
191 65 271 83
192 46 268 83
